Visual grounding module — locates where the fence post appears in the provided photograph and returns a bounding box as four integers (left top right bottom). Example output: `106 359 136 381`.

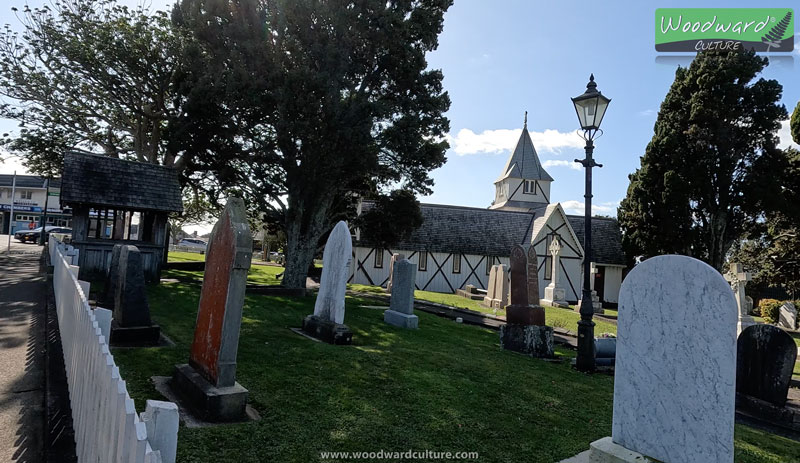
141 400 179 463
94 307 113 344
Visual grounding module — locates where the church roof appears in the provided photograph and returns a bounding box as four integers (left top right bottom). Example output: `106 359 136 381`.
567 215 627 266
358 202 547 256
357 201 626 266
496 124 553 182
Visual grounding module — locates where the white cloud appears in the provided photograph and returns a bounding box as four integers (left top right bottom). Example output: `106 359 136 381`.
638 109 656 117
561 200 620 216
0 151 30 175
542 159 582 170
447 127 583 156
778 119 799 150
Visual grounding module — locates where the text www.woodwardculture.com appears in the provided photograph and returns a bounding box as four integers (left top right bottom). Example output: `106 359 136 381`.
320 450 480 460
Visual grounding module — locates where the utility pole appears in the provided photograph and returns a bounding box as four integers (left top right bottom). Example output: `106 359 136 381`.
7 171 16 255
40 177 50 245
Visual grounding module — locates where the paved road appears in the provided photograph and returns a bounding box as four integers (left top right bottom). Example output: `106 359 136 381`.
0 251 45 463
0 234 43 256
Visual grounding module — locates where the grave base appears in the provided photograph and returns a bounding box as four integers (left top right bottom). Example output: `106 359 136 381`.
110 321 161 346
499 324 554 358
506 304 545 325
559 437 656 463
737 315 757 336
171 364 249 423
302 315 353 345
384 309 419 329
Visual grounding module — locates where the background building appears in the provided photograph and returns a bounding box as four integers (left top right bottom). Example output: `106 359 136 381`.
0 174 72 234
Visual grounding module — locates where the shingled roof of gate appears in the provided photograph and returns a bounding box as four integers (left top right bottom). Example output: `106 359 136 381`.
60 152 183 212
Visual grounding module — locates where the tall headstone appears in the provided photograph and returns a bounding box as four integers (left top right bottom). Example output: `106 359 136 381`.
109 245 161 346
563 255 737 463
542 237 567 307
778 302 797 330
172 198 252 422
736 324 796 407
724 262 755 335
386 253 405 293
482 264 509 309
501 245 553 358
302 221 354 344
526 245 540 306
384 259 418 329
102 244 123 305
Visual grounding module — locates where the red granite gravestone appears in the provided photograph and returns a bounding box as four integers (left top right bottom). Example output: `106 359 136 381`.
506 245 545 326
172 198 252 422
527 244 540 306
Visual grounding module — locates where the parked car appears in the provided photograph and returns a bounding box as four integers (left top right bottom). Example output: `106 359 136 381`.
177 238 208 250
15 226 72 243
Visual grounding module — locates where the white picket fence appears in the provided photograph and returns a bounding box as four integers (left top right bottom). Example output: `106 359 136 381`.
50 237 179 463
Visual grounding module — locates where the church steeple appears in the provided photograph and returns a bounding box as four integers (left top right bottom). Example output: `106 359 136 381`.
490 113 553 211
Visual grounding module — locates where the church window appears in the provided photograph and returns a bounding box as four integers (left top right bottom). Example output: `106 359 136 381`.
523 180 537 195
452 254 461 274
419 251 428 271
523 181 529 194
485 256 493 275
374 250 383 268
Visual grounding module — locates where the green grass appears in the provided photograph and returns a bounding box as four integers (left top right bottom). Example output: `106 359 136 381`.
111 281 800 463
167 251 206 262
348 284 618 335
162 264 284 286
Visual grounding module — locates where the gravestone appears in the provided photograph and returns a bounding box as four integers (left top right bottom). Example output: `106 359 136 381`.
526 245 540 306
386 253 405 293
724 262 755 335
542 238 567 307
384 259 418 329
302 221 354 344
595 338 616 367
736 324 796 407
778 302 797 330
109 245 161 345
500 245 553 358
562 255 738 463
102 244 123 305
172 198 252 422
482 264 509 309
745 296 754 316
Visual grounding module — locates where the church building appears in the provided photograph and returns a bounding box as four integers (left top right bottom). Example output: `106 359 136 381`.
350 120 627 306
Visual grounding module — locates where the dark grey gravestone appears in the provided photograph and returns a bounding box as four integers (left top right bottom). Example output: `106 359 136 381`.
736 324 796 407
384 259 418 329
595 338 616 367
110 245 160 345
102 244 123 306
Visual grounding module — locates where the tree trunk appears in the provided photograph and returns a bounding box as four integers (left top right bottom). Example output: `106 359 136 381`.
281 195 332 289
708 211 728 271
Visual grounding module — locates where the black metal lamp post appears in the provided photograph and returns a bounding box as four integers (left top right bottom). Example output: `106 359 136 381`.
571 74 611 373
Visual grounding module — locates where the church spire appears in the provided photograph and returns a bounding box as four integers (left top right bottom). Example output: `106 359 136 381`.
524 111 527 129
495 116 553 183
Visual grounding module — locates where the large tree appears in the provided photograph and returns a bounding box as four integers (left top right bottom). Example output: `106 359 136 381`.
618 48 787 271
173 0 452 288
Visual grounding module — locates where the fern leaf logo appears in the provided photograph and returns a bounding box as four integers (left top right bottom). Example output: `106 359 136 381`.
761 11 792 51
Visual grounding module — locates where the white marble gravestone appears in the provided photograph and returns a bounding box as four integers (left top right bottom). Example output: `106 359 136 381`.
313 221 352 325
542 237 567 307
613 255 737 462
482 264 509 309
386 253 405 293
779 302 797 331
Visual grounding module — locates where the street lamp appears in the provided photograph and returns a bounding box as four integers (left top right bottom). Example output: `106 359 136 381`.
572 74 611 373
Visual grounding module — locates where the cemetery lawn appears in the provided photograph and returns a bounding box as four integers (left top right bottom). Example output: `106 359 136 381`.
167 251 206 262
111 282 800 463
162 264 284 286
348 284 618 335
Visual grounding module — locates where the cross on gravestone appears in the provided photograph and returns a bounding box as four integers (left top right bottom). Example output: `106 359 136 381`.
172 198 252 422
549 237 562 286
302 221 355 344
724 262 755 334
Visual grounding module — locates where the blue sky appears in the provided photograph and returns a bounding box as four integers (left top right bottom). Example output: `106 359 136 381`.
1 0 799 229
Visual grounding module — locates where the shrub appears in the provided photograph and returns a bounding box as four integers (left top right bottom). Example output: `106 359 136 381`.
758 298 782 324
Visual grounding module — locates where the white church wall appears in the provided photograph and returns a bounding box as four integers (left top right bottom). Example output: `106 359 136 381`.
602 265 624 304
